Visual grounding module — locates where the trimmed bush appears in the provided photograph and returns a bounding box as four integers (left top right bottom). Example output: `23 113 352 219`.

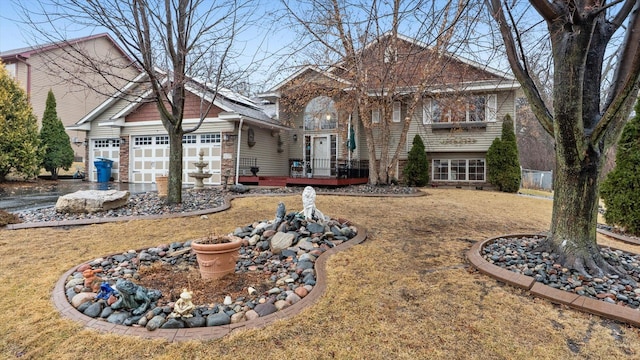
486 114 521 192
600 100 640 235
403 134 429 186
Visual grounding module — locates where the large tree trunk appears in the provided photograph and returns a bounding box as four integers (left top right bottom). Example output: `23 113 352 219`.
542 19 617 277
545 144 617 276
167 130 183 204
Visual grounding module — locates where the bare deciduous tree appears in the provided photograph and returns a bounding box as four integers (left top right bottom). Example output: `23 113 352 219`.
279 0 481 184
487 0 640 275
18 0 259 204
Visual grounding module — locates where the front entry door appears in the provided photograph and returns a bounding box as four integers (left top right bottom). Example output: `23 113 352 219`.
313 136 330 176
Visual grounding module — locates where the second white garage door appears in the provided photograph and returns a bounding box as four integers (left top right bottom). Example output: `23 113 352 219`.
130 133 222 184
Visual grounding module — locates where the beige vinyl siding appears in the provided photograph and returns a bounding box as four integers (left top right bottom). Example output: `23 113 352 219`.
19 36 138 159
370 104 406 160
7 61 28 87
406 91 514 156
237 126 289 176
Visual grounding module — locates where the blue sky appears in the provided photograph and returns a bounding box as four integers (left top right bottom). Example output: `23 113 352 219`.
0 0 296 88
0 1 513 89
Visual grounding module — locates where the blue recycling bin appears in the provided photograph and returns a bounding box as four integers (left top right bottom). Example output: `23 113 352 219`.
94 158 114 183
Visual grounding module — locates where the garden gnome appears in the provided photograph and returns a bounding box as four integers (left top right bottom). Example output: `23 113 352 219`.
169 289 195 318
302 186 327 222
83 268 103 291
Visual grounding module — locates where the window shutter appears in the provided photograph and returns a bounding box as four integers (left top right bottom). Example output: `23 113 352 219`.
422 100 432 124
393 101 401 122
487 94 497 122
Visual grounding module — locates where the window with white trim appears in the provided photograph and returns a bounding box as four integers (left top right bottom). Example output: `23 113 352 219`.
393 101 401 122
384 46 397 63
134 136 153 146
433 160 449 180
94 139 110 148
372 108 381 124
431 158 485 181
424 94 497 123
304 96 337 131
200 133 221 144
4 63 16 79
182 134 197 144
156 136 169 145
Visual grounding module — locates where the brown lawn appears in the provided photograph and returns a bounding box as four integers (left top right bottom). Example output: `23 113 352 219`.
1 188 640 359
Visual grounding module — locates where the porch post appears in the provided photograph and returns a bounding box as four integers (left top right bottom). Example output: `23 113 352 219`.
235 117 244 185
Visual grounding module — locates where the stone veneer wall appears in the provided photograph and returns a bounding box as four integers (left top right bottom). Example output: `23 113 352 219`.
119 137 130 183
84 144 90 181
221 134 237 185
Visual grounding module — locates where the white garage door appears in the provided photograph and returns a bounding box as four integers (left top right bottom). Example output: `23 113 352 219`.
89 139 120 182
130 133 222 184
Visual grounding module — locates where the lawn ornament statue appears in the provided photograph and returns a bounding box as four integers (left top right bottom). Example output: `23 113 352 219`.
169 289 195 318
110 279 162 316
302 186 327 222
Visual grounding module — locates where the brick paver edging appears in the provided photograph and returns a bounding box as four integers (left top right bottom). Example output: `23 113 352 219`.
467 234 640 328
52 223 368 342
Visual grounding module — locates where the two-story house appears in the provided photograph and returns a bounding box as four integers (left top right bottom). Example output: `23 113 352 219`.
258 33 520 187
0 33 139 163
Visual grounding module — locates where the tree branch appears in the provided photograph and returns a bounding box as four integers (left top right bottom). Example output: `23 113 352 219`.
529 0 560 22
593 2 640 144
486 0 554 135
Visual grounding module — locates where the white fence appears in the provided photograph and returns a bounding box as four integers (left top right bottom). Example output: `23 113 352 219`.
521 168 553 190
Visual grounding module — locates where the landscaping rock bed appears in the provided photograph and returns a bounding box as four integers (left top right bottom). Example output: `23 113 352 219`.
64 212 359 331
483 235 640 309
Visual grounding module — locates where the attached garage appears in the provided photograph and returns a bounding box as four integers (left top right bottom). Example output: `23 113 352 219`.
70 73 288 186
129 133 222 185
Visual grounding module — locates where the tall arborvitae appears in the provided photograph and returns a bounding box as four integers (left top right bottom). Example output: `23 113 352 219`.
39 90 74 180
403 134 429 186
486 114 521 192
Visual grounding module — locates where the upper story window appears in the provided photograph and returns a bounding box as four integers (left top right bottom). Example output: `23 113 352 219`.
384 46 397 63
4 63 16 79
371 108 381 124
304 96 337 131
393 101 401 122
423 94 497 124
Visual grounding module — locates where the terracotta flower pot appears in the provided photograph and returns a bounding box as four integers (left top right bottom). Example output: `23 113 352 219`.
191 236 242 279
155 176 168 198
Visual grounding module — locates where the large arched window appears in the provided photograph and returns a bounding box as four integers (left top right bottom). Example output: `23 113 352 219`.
304 96 337 131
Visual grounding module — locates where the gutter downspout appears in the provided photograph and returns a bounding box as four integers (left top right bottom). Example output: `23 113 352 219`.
14 55 31 98
235 117 244 185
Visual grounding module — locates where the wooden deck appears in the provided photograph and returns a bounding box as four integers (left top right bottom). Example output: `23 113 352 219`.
237 175 369 187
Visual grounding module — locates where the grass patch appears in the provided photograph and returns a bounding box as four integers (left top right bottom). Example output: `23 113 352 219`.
519 188 554 198
1 189 639 359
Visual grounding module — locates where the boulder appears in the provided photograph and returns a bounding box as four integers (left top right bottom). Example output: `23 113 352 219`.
55 190 130 213
270 232 295 254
